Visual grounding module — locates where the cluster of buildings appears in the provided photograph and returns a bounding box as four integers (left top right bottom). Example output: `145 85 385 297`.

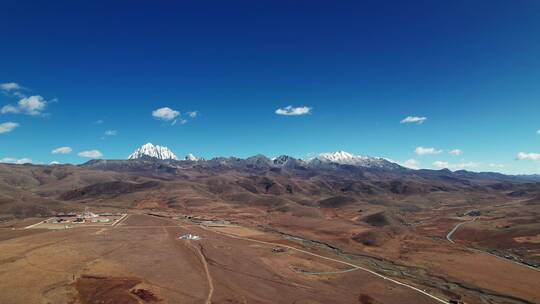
50 208 119 224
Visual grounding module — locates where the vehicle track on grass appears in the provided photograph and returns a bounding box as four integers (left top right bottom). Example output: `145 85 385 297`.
197 225 448 304
290 266 360 276
113 214 130 227
140 217 212 303
183 241 214 304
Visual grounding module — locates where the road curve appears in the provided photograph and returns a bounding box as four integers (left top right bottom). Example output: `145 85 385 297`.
446 218 475 243
446 218 540 273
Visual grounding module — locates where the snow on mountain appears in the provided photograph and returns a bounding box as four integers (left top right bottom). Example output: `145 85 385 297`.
128 143 178 160
272 155 293 166
185 153 199 161
311 151 400 169
316 151 361 164
125 145 398 169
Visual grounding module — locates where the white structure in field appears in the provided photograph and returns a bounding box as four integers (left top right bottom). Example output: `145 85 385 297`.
91 218 110 223
82 207 99 219
180 234 201 241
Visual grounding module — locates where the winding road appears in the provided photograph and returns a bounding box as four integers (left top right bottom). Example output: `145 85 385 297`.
446 217 539 273
446 218 476 243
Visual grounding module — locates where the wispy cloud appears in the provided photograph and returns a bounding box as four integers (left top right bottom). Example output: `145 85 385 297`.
78 150 103 158
275 106 312 116
172 118 189 126
51 146 72 154
104 130 117 136
432 160 449 169
0 82 22 92
0 157 32 164
93 119 104 124
0 82 27 98
433 160 480 170
449 149 462 156
152 107 198 125
537 129 540 135
415 146 442 156
453 162 480 170
400 116 427 124
152 107 180 121
402 159 420 169
0 122 19 134
517 152 540 161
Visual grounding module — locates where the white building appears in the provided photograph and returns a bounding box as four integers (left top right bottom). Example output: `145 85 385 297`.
180 234 201 241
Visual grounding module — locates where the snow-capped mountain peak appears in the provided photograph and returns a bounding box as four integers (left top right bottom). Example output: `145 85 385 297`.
316 151 365 164
311 151 400 169
128 143 178 160
185 153 199 161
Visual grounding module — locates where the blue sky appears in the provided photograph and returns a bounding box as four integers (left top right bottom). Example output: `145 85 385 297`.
1 0 540 174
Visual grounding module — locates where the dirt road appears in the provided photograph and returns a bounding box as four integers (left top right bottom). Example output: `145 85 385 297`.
199 224 448 304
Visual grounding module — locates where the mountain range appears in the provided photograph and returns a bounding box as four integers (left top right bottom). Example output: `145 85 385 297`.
0 142 539 221
123 143 538 182
126 143 413 170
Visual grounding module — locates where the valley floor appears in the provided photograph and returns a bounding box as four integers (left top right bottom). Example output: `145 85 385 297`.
1 213 539 304
0 214 442 304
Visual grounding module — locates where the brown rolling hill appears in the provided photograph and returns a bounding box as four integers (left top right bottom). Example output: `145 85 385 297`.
1 156 540 303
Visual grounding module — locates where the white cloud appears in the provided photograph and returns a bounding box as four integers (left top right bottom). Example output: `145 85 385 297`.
0 82 21 92
94 119 104 124
0 157 32 164
152 107 180 121
0 122 19 134
49 161 61 165
452 162 481 170
415 146 442 156
275 106 312 116
400 116 427 124
402 159 420 169
19 96 47 115
449 149 462 156
433 161 450 169
78 150 103 158
433 160 481 170
51 146 72 154
1 95 48 115
104 130 117 136
1 105 18 113
0 82 27 98
517 152 540 161
187 111 198 118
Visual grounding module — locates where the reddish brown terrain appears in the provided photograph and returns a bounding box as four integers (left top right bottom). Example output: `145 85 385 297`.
1 158 540 304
